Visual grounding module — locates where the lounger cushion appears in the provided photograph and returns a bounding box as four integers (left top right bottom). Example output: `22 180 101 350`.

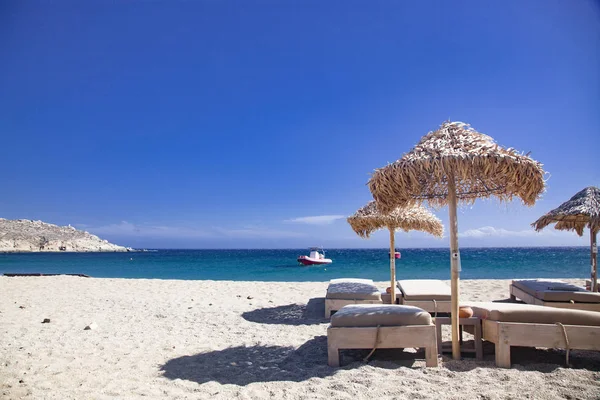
512 279 600 303
397 279 451 301
469 302 600 326
329 278 373 284
330 304 432 327
326 279 381 301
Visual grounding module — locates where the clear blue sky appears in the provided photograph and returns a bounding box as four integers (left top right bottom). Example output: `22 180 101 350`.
1 1 598 249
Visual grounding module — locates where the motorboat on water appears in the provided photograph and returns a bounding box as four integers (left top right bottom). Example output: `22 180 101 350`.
297 247 332 266
388 251 401 259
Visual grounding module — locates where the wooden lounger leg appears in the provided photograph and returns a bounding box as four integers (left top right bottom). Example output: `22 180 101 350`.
328 345 340 367
495 341 511 368
474 320 483 361
509 285 517 301
425 345 438 367
325 302 332 318
435 319 443 355
424 325 438 367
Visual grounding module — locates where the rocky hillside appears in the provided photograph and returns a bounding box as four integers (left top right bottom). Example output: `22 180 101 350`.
0 219 128 252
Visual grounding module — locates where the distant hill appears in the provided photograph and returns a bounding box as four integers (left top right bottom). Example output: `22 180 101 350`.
0 218 128 253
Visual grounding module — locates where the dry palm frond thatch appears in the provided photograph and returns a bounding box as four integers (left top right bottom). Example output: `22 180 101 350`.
532 186 600 236
347 201 443 238
532 186 600 292
368 121 546 213
347 201 443 304
367 120 547 360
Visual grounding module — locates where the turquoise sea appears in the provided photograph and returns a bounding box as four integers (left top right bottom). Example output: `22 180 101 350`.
0 247 591 281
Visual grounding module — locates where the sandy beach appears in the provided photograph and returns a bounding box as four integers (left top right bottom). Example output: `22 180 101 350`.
1 276 598 399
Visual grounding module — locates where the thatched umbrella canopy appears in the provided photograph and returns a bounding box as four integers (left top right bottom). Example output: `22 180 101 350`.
532 186 600 291
347 201 444 238
368 121 546 360
347 201 443 304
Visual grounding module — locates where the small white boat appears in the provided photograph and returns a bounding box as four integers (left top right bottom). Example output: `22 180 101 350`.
297 247 332 266
388 251 401 259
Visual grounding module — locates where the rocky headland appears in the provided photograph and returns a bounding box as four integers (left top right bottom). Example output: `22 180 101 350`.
0 218 128 253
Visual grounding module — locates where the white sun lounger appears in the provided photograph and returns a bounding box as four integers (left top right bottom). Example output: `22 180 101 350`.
471 302 600 367
397 279 452 315
327 304 438 367
325 278 382 318
510 279 600 312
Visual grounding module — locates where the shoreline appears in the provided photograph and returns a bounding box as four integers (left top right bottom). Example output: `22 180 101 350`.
0 275 592 283
1 276 598 399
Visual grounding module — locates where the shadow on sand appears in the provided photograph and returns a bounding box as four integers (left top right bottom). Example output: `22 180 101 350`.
241 298 328 326
160 336 427 385
441 339 600 372
161 336 332 385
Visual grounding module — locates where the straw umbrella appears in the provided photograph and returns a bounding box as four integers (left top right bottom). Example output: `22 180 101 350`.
368 121 546 359
532 186 600 292
347 201 444 304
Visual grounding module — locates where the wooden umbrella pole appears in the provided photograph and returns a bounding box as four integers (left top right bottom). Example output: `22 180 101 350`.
447 174 461 360
592 230 598 292
389 228 396 304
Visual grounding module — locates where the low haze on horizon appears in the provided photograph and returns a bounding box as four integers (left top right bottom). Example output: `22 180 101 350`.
1 1 599 249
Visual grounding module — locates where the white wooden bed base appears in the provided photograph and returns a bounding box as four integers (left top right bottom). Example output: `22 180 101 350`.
509 284 600 312
399 298 452 315
327 325 438 367
481 319 600 368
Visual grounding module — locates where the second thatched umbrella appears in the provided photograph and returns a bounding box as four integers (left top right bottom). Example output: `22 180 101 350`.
368 121 546 359
347 201 444 304
532 186 600 292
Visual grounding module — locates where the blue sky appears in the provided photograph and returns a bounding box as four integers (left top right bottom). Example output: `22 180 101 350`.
1 1 598 249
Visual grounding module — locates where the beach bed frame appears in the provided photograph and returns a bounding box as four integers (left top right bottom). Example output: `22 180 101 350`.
327 304 438 367
482 319 600 368
325 279 382 318
397 279 452 315
471 302 600 368
328 325 438 367
509 280 600 312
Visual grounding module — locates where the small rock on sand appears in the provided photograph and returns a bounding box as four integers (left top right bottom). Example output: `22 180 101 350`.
84 322 97 330
41 318 50 323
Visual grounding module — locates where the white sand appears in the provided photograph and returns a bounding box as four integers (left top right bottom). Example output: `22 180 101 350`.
1 277 599 399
